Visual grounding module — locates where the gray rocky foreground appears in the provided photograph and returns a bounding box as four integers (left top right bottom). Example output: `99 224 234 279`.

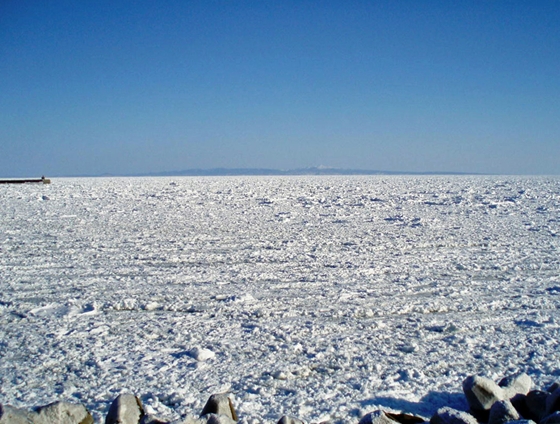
0 401 93 424
2 374 560 424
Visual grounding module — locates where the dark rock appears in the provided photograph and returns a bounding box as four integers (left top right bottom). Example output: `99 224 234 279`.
105 394 145 424
510 394 531 419
429 407 478 424
524 390 549 422
505 421 536 424
277 416 305 424
359 410 399 424
488 399 520 424
385 412 425 424
0 404 36 424
463 375 504 419
542 412 560 424
200 395 237 422
548 383 560 394
499 373 532 399
547 388 560 415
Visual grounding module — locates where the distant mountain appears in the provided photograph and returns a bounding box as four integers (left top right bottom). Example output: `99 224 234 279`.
132 167 478 177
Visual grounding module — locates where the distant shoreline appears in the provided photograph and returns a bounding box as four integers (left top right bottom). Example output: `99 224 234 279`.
134 167 483 177
3 167 487 179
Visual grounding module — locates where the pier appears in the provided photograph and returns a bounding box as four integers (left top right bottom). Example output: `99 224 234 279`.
0 176 51 184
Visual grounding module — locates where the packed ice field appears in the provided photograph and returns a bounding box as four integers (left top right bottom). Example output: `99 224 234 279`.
1 175 559 423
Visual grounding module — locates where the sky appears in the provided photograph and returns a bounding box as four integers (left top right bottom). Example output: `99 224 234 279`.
1 1 559 177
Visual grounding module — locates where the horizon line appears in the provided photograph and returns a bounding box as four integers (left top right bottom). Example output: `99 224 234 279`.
37 166 491 178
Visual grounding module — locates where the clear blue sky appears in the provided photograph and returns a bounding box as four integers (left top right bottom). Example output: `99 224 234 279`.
1 1 559 177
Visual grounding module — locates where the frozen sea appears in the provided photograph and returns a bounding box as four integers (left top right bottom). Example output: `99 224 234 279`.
1 176 559 423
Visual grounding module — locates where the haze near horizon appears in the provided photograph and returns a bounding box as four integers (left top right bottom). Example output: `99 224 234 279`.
1 1 559 177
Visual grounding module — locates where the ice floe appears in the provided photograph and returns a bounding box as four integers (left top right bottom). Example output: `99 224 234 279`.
0 176 559 423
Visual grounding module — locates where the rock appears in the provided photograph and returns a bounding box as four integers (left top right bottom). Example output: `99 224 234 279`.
548 383 560 393
506 421 537 424
277 416 305 424
1 402 93 424
385 412 425 424
105 394 145 424
524 390 549 422
359 410 399 424
463 375 504 418
488 399 520 424
140 415 170 424
542 412 560 424
204 414 236 424
34 401 93 424
510 394 531 419
429 407 478 424
182 415 207 424
499 373 532 399
547 388 560 415
0 404 36 424
200 395 237 421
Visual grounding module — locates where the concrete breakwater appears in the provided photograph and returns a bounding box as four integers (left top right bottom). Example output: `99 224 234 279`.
0 177 51 184
1 373 560 424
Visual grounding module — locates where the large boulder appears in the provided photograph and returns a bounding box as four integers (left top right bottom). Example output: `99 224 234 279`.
523 390 550 422
1 402 93 424
429 407 478 424
463 375 504 418
0 404 36 424
105 394 145 424
510 393 531 420
35 401 93 424
200 395 237 422
499 374 532 399
488 399 520 424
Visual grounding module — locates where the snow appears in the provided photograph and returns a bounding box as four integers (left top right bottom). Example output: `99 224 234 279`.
0 175 559 423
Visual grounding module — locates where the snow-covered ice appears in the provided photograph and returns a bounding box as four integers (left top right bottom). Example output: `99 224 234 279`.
0 176 559 423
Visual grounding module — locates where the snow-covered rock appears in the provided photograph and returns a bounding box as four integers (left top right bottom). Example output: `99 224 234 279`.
499 373 532 399
0 402 93 424
359 410 399 424
429 407 478 424
0 404 36 424
106 394 145 424
200 394 237 422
